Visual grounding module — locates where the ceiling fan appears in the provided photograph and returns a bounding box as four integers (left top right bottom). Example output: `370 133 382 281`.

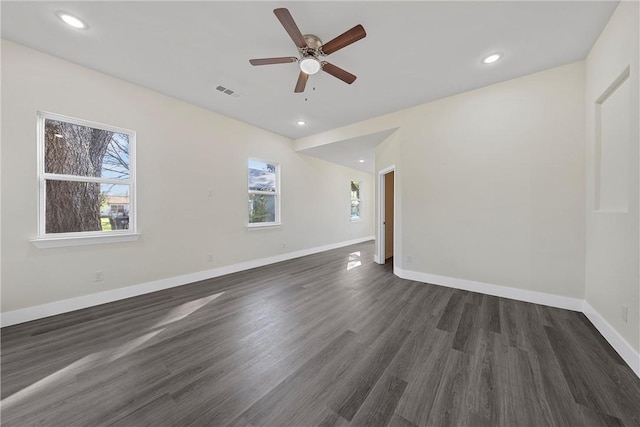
249 8 366 93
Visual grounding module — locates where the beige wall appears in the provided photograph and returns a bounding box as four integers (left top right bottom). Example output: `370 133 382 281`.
403 62 586 298
0 40 374 313
374 130 403 266
585 1 640 352
299 61 586 299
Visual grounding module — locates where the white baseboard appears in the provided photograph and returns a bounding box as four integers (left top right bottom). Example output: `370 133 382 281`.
0 236 374 327
394 267 584 311
583 301 640 377
395 267 639 379
4 242 638 380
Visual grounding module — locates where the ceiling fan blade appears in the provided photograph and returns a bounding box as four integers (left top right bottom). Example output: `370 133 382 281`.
273 8 307 50
249 57 298 66
294 71 309 93
321 24 366 55
321 62 357 84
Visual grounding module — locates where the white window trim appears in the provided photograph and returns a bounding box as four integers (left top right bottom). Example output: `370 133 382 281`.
351 180 363 222
246 223 282 230
31 233 141 249
247 158 281 228
33 111 138 248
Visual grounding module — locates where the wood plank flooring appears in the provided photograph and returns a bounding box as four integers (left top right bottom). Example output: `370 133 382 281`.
2 241 639 426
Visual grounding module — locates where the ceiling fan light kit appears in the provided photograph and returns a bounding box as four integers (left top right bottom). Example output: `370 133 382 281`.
299 56 321 75
249 8 366 93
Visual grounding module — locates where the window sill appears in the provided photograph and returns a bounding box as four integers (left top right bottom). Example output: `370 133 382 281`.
247 223 282 230
31 233 141 249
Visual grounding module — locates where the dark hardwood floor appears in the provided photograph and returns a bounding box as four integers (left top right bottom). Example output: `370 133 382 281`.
2 241 639 426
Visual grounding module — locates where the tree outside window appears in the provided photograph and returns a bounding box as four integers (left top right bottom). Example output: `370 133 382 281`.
38 112 135 237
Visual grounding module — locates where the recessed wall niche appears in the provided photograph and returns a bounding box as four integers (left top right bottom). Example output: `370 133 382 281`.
595 66 631 212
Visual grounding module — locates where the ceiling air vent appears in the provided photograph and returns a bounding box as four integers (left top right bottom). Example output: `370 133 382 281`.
216 85 241 98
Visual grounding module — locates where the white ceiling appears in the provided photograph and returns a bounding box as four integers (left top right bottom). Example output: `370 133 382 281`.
1 1 618 170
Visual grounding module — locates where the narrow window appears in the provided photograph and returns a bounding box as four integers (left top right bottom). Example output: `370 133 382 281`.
351 180 362 221
248 159 280 226
37 112 136 239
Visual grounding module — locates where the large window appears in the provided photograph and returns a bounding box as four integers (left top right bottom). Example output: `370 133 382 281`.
248 159 280 226
37 112 136 240
351 180 362 221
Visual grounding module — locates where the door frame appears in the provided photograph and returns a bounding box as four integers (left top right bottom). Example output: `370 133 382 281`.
376 165 396 264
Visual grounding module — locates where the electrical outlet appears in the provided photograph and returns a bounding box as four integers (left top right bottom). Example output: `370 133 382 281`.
208 190 213 197
621 305 628 323
207 254 214 263
95 271 104 282
405 255 412 264
282 242 286 248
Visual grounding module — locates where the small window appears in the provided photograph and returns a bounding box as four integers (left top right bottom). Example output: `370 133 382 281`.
37 112 136 239
248 159 280 226
351 180 362 221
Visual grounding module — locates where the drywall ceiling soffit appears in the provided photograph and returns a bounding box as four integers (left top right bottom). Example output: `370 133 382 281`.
297 128 399 173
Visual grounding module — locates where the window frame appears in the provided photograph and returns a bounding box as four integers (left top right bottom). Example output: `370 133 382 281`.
350 180 362 222
34 111 138 247
247 157 281 228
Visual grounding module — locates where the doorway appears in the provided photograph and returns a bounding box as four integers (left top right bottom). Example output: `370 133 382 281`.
377 166 395 265
384 172 394 263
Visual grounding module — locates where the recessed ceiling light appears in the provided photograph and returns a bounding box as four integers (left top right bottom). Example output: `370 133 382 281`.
296 120 306 126
57 12 87 30
358 159 365 163
482 53 503 64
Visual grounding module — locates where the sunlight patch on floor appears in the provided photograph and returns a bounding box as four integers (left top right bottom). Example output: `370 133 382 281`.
2 355 92 410
1 328 165 410
152 292 224 328
347 251 362 270
106 328 166 363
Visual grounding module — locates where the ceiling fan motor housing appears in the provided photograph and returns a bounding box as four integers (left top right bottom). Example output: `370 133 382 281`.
302 34 323 57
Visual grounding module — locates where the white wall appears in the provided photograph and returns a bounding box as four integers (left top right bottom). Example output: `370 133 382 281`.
374 129 403 266
298 61 586 300
585 1 640 353
0 40 374 314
